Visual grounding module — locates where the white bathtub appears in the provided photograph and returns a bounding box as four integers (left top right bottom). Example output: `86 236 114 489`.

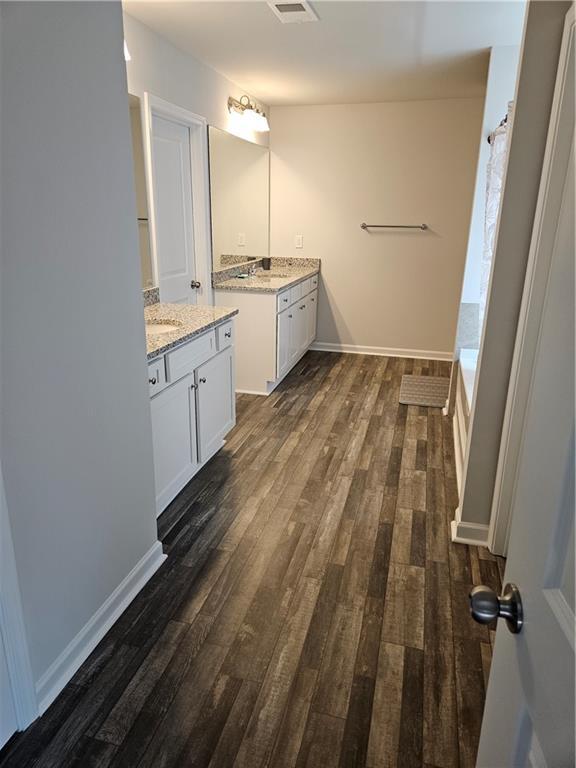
460 348 479 411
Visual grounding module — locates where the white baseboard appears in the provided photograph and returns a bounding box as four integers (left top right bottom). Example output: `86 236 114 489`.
309 341 453 361
36 541 166 714
450 508 490 547
236 388 269 396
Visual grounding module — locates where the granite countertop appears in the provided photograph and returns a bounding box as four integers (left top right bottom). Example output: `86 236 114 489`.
214 265 319 294
145 302 238 360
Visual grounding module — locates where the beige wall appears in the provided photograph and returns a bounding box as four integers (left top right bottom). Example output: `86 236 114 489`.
209 127 270 268
270 98 483 356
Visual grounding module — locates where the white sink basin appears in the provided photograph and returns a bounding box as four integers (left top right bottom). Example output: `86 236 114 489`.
146 320 182 335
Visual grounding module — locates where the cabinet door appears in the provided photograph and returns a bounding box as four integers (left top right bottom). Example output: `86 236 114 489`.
150 373 198 516
196 348 235 463
277 308 291 379
288 305 301 367
296 299 308 356
307 290 318 346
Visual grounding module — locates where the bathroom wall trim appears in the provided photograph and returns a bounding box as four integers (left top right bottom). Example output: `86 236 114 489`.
35 542 166 715
0 494 39 730
450 508 490 547
310 342 453 361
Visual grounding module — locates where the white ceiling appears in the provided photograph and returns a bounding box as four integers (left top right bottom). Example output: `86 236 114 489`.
123 1 525 105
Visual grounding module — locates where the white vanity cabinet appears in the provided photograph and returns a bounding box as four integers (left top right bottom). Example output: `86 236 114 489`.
150 373 198 514
277 289 318 380
214 275 318 395
148 320 235 516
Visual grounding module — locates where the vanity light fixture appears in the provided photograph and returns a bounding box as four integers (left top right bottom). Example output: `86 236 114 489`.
227 95 269 133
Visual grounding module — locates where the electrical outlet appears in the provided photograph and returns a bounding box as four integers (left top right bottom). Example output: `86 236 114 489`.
295 234 303 249
238 232 246 247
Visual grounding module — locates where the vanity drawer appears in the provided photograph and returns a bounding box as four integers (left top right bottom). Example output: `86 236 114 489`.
277 289 291 313
310 274 319 291
216 320 234 350
300 278 312 296
148 358 167 398
289 282 303 305
166 330 216 383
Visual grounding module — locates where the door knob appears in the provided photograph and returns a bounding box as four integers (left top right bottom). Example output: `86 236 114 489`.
190 280 201 289
469 582 523 634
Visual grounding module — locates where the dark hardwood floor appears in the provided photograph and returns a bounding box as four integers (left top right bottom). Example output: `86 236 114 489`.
0 351 505 768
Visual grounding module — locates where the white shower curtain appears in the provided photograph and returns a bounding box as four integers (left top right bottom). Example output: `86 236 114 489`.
480 102 513 326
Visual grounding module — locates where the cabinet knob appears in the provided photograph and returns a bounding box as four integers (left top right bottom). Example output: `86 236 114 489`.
190 280 201 289
300 305 305 310
288 314 293 319
148 377 157 385
199 377 207 384
191 383 198 391
224 330 232 338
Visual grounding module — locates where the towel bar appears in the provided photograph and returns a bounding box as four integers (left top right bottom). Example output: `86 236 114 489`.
361 222 428 231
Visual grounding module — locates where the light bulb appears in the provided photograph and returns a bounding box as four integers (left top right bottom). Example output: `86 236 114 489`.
244 107 269 133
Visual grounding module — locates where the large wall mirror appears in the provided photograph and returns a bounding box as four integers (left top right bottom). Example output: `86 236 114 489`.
208 127 270 270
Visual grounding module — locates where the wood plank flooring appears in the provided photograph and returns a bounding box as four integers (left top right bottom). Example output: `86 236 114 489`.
0 352 505 768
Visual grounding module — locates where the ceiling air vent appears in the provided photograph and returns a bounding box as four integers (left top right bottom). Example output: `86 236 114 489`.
267 1 318 24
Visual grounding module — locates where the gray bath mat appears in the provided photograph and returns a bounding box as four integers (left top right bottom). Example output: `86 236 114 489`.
399 375 450 408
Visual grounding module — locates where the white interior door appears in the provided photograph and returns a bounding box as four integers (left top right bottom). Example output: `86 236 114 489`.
0 630 18 749
476 10 575 765
151 115 197 304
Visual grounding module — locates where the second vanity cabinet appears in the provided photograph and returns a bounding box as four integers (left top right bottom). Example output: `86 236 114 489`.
214 273 318 395
277 286 318 380
148 320 235 515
